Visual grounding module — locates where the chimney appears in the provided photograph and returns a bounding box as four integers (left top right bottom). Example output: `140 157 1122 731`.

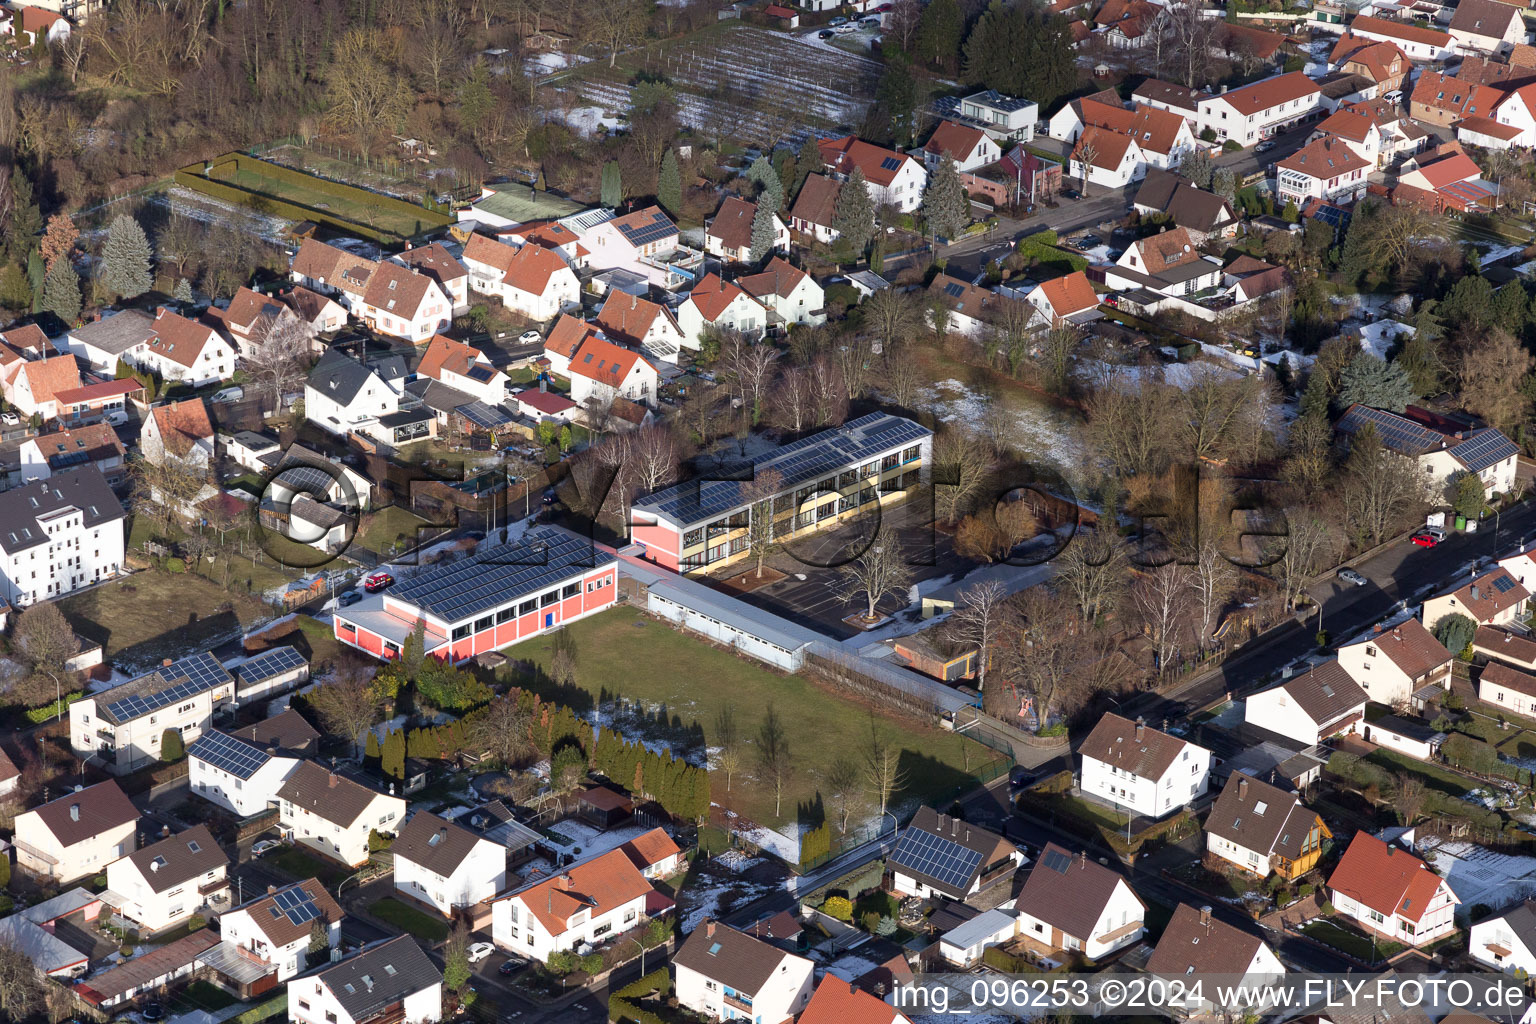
1199 905 1211 925
706 920 716 938
1239 778 1249 800
1373 623 1382 634
850 982 858 995
1472 585 1481 602
1220 84 1228 93
328 771 339 788
1135 717 1145 741
1077 851 1087 870
69 803 79 822
268 885 277 895
556 874 573 890
163 658 173 667
150 859 159 872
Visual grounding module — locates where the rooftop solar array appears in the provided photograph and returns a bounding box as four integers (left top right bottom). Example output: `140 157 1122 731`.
943 282 966 298
457 401 517 430
616 211 676 247
635 412 931 528
1335 406 1443 455
1493 575 1519 594
188 729 269 780
271 885 323 926
1041 848 1074 874
236 646 307 686
390 530 615 625
1451 429 1519 473
889 825 983 893
271 463 337 497
880 156 903 171
101 652 232 724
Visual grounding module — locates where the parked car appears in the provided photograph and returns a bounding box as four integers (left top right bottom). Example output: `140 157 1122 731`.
1009 766 1040 790
861 15 881 25
1423 525 1448 541
817 28 835 38
834 21 857 32
1255 140 1276 154
1410 532 1439 548
498 956 528 976
829 15 847 24
467 942 495 964
518 330 542 344
338 590 364 607
0 413 17 425
1338 568 1368 587
251 839 283 857
1061 187 1082 200
212 386 244 404
363 571 395 592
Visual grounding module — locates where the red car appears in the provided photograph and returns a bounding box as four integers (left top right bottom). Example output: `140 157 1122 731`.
363 571 395 592
1410 532 1438 548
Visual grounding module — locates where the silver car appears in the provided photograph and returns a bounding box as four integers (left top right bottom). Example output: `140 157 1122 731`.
1338 568 1368 587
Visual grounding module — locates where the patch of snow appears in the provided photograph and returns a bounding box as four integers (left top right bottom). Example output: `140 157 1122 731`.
1420 838 1536 914
544 819 652 859
925 377 1085 477
558 105 623 138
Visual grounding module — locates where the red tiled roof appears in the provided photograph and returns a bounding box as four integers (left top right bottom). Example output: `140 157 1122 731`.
619 827 682 872
790 174 841 230
19 7 62 35
687 273 760 322
1328 833 1451 922
543 313 597 361
924 119 989 160
1072 124 1135 171
817 136 918 187
1277 135 1371 178
1126 104 1190 157
737 257 811 302
21 354 80 405
799 975 903 1024
416 334 490 382
568 335 656 387
147 308 220 370
1080 97 1135 133
504 848 652 937
54 378 143 406
362 261 435 321
1036 271 1099 318
394 242 466 282
517 389 577 415
1350 13 1452 46
462 233 518 274
1411 150 1487 186
1317 107 1378 143
502 243 570 296
594 292 672 347
149 398 214 458
1459 115 1525 140
1215 71 1321 116
513 219 584 251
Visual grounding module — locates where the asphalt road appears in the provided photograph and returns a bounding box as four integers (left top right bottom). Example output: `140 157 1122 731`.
1123 502 1536 725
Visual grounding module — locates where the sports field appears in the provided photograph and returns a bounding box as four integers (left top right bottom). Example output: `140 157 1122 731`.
207 162 441 239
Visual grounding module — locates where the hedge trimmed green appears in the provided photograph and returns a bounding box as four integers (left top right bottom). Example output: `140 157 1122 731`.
610 967 672 1024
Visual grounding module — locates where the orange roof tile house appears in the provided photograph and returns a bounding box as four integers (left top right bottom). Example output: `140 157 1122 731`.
1327 833 1458 945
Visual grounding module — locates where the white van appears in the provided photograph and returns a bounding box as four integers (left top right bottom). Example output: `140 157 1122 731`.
212 386 244 403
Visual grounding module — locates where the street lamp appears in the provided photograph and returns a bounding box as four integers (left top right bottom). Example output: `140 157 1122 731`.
881 810 898 840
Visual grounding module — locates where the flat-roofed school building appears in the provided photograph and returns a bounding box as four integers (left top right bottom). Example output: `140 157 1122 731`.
629 413 931 573
331 529 617 663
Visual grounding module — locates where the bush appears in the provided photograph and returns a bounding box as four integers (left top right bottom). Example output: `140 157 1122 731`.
822 895 853 922
1038 721 1068 737
166 557 186 573
861 911 880 933
161 728 185 762
187 914 206 931
609 967 673 1024
547 951 577 975
1223 140 1241 152
580 952 604 974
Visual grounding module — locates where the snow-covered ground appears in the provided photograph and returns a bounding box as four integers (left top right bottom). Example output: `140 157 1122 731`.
544 817 653 858
679 853 780 932
925 377 1086 477
1420 837 1536 913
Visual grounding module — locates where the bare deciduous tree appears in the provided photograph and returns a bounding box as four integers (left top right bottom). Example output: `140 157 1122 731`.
949 580 1007 695
863 716 907 820
0 942 43 1020
755 703 792 818
826 756 861 833
743 468 784 580
838 540 911 621
1191 537 1239 650
245 318 312 415
1131 563 1195 675
1053 527 1128 622
714 706 741 793
470 693 537 768
932 425 991 524
307 666 384 756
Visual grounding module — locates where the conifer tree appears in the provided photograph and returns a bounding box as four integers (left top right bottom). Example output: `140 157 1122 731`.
382 728 406 780
365 730 381 764
750 200 779 262
658 149 682 217
173 278 194 305
41 258 80 324
601 161 623 208
794 135 824 196
100 214 153 300
831 167 876 254
922 154 968 242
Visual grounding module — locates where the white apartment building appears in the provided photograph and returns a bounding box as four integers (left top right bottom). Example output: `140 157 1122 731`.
304 350 409 436
14 780 138 884
277 761 406 868
1335 619 1453 707
289 935 441 1024
1196 72 1322 146
104 824 228 935
71 652 235 775
1078 713 1212 819
0 466 126 608
491 848 653 962
219 878 344 983
673 921 815 1024
188 725 307 818
391 812 506 917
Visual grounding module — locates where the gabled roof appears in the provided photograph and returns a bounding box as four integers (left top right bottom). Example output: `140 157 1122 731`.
27 780 137 848
1126 104 1190 157
19 354 81 406
391 811 490 878
1033 271 1099 319
28 423 126 469
594 292 674 347
148 399 215 458
1328 833 1454 922
924 119 989 160
499 847 652 936
1080 97 1135 132
53 378 143 407
1450 0 1524 39
1097 0 1164 38
1214 21 1287 60
1078 712 1190 778
799 974 905 1024
619 827 682 872
888 806 1016 899
1277 135 1371 178
790 173 841 230
568 334 656 386
291 239 376 292
1409 150 1486 188
544 313 599 361
1205 772 1327 861
276 760 393 828
1017 842 1143 941
307 936 442 1021
503 243 571 296
1481 660 1536 698
306 349 407 407
685 273 761 322
1317 107 1380 144
1331 34 1409 80
227 708 320 753
738 257 813 302
234 877 342 948
1442 566 1530 620
1339 618 1451 678
1133 78 1207 112
1212 71 1321 115
123 825 225 893
416 334 491 384
673 922 799 996
1349 13 1452 46
606 205 678 247
221 287 293 338
1481 900 1536 950
393 242 467 285
284 286 345 325
1255 660 1366 729
462 233 519 274
1146 903 1271 975
817 136 920 187
1476 624 1536 665
1411 70 1505 120
707 196 759 252
362 260 435 320
70 309 158 356
1133 169 1238 233
1072 124 1135 172
1132 226 1204 271
146 308 222 370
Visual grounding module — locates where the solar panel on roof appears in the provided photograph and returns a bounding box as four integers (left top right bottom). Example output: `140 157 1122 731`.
236 646 307 686
104 652 230 723
889 826 984 892
880 156 902 171
188 729 268 780
1042 848 1073 874
943 282 965 298
390 532 613 624
1493 575 1518 594
272 885 322 925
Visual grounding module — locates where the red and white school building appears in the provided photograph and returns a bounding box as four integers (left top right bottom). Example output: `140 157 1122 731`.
332 531 617 662
628 412 931 574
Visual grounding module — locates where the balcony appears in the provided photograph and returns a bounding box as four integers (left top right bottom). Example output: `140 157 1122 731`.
723 992 754 1013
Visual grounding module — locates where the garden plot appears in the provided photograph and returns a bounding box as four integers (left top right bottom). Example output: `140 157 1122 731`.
1419 837 1536 912
555 26 882 142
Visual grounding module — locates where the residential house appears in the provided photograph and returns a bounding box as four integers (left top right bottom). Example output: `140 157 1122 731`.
135 309 236 387
53 379 144 429
0 466 126 609
817 136 929 213
188 723 310 818
887 807 1023 900
1015 843 1146 958
929 274 1024 338
513 389 578 424
105 825 227 935
1490 84 1536 148
619 828 684 880
284 286 348 335
1078 712 1212 819
1132 170 1240 243
1329 35 1410 92
922 120 1002 172
1223 255 1290 304
264 442 375 511
357 260 453 344
416 334 503 406
16 7 68 46
3 351 79 423
1500 546 1536 591
1024 271 1100 325
705 196 787 262
1244 660 1368 747
1335 619 1453 707
1070 125 1147 190
1470 899 1536 974
789 174 842 244
1334 404 1519 497
1214 22 1289 73
231 647 311 706
956 90 1039 141
1450 0 1527 55
392 243 470 314
1423 566 1529 630
219 878 343 983
1097 0 1168 48
1275 136 1371 206
1474 624 1536 670
490 847 653 961
1478 661 1536 715
593 292 688 361
140 398 215 472
1327 833 1459 945
1394 146 1499 212
581 206 685 287
66 310 157 375
1411 70 1510 129
676 273 768 347
222 431 280 472
673 920 816 1023
391 811 506 917
1125 105 1199 171
1204 772 1332 878
304 350 409 436
1047 88 1126 143
1133 79 1205 122
498 220 592 271
288 935 441 1024
14 780 137 883
1346 14 1456 60
1195 71 1323 146
568 337 665 411
212 287 306 361
540 313 598 376
798 975 912 1024
1146 904 1285 1015
1103 227 1224 299
737 258 826 328
18 423 126 486
1312 107 1385 166
276 761 407 867
260 496 353 553
496 241 581 321
70 651 235 775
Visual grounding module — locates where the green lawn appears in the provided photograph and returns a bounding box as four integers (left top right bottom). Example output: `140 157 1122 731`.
170 980 241 1013
509 609 1000 830
369 898 449 942
58 569 277 667
1301 920 1403 962
356 505 433 555
210 164 438 239
265 846 350 888
1361 748 1474 797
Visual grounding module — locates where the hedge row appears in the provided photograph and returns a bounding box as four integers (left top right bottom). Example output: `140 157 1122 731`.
232 993 287 1024
609 967 672 1024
